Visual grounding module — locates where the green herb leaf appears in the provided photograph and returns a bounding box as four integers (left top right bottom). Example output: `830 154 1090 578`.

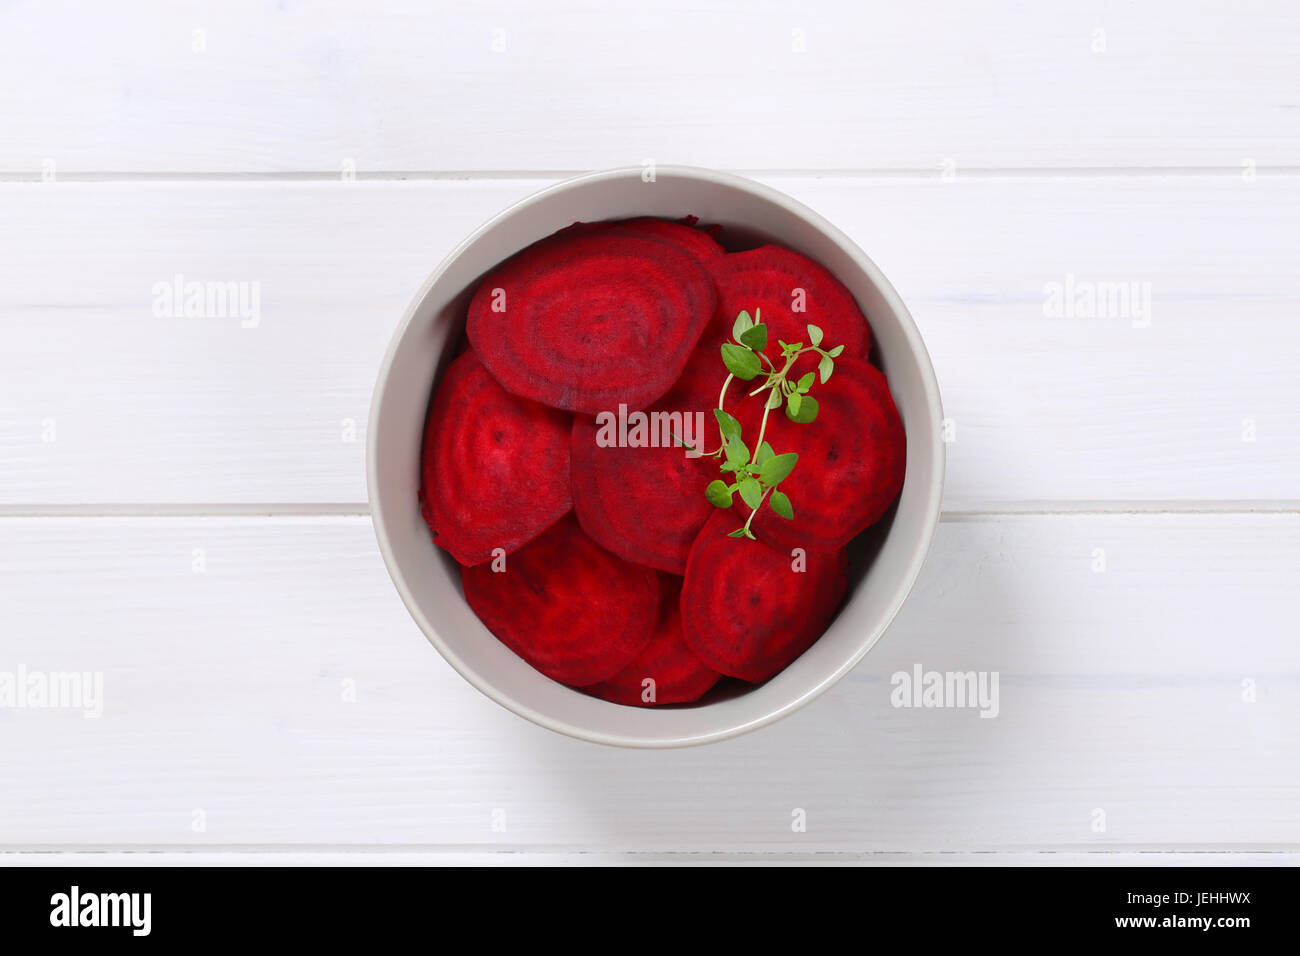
818 354 834 384
713 408 742 442
720 343 761 381
786 391 802 417
727 527 749 538
796 371 815 393
807 324 824 347
755 441 774 466
765 387 783 410
770 490 794 519
738 477 763 509
732 310 753 342
827 344 845 357
759 451 798 486
725 438 751 467
705 480 733 508
786 393 819 423
739 323 768 351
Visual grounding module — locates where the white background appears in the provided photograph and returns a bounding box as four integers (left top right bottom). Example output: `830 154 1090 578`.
1 1 1297 865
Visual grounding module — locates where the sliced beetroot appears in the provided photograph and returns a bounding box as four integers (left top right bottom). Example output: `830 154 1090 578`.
681 512 848 682
570 345 721 574
737 356 905 553
421 350 573 566
558 216 724 262
608 217 724 261
703 245 871 367
461 513 660 686
467 231 716 414
584 576 721 706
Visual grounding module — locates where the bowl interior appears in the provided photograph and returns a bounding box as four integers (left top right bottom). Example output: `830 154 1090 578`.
368 167 944 747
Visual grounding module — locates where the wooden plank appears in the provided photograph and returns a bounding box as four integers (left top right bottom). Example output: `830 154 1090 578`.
0 513 1295 849
1 851 1293 866
2 1 1297 174
2 176 1297 506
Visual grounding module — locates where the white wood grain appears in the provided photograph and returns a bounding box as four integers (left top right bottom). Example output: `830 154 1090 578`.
1 513 1295 849
2 851 1293 866
3 1 1297 174
3 175 1297 506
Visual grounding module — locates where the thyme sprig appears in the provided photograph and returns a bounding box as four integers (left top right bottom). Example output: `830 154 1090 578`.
701 310 844 540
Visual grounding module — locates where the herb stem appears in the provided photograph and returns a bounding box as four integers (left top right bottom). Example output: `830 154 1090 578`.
671 432 724 458
743 487 772 534
752 401 774 467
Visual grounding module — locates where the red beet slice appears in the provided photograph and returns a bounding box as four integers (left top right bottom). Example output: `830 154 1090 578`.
681 512 848 682
703 245 871 367
584 576 721 706
467 231 716 414
608 217 724 261
461 514 661 685
570 346 721 574
737 356 905 553
421 351 573 566
558 216 724 263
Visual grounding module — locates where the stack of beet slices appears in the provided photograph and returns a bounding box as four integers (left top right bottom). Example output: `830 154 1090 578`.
420 216 906 707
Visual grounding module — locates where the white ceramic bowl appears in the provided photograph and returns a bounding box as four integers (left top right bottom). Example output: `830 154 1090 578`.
368 166 944 748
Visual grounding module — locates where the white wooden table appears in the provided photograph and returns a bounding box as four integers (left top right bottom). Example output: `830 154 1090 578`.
2 1 1297 866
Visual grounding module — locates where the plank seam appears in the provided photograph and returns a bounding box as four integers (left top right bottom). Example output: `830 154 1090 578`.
3 167 1300 184
1 845 1296 855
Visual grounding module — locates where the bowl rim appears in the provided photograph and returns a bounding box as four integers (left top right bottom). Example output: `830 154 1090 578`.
367 164 946 747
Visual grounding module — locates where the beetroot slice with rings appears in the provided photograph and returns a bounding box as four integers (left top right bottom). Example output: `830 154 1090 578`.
461 513 661 686
681 512 848 683
607 217 724 262
737 356 905 553
584 576 721 706
570 345 721 574
467 231 716 414
557 216 724 263
421 350 573 566
703 245 871 370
